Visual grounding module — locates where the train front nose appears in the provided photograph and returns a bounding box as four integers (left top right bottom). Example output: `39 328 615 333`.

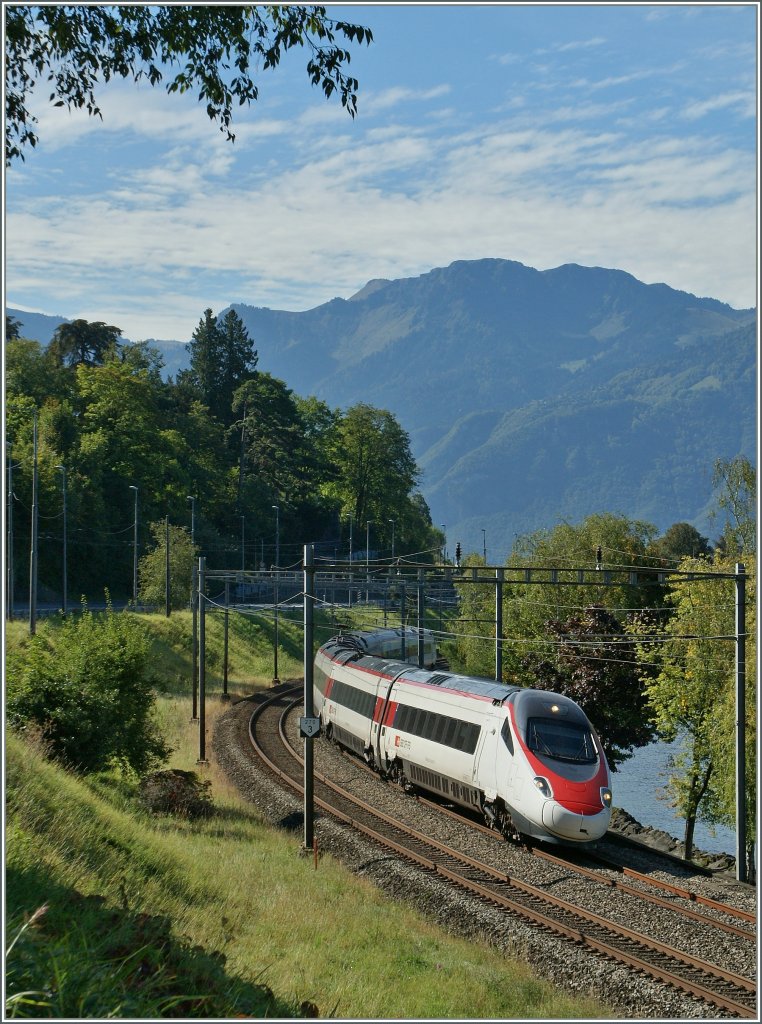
541 801 611 842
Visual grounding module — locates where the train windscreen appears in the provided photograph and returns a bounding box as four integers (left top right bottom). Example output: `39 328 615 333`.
526 717 597 764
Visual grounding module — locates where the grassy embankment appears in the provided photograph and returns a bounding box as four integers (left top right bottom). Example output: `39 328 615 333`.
6 607 615 1019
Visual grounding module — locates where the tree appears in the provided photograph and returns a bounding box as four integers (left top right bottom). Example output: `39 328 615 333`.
329 403 421 537
183 309 224 416
634 556 756 867
6 5 373 163
453 513 661 682
522 605 657 771
6 603 169 774
216 309 258 427
6 313 22 339
711 456 756 556
138 521 197 610
48 319 122 367
647 522 712 564
183 308 257 428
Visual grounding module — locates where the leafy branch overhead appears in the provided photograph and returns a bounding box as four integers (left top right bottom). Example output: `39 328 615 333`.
5 4 373 163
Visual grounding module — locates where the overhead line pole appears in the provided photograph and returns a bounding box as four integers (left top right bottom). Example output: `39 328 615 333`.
302 544 316 852
735 562 747 883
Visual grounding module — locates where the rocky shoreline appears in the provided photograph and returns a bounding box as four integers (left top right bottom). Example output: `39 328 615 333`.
608 807 739 877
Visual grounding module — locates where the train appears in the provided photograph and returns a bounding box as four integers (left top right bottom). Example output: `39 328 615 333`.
313 628 612 847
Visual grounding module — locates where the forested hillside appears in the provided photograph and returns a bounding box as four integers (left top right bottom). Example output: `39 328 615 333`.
5 311 440 605
218 259 756 555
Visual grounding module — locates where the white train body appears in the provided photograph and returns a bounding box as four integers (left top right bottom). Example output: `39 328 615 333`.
314 630 612 846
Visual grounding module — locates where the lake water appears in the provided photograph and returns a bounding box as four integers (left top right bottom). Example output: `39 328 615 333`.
612 737 737 856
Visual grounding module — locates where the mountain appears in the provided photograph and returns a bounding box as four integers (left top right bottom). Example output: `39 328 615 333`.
6 308 69 345
8 258 756 558
6 308 189 380
218 259 756 555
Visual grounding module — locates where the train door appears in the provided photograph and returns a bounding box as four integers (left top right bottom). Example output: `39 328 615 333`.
472 715 499 801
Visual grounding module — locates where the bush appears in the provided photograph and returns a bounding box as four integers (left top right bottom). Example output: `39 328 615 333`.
138 770 213 819
6 603 170 774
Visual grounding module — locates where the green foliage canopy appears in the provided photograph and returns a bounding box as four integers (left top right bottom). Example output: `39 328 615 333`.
5 4 373 163
633 556 756 862
138 521 198 610
6 605 170 774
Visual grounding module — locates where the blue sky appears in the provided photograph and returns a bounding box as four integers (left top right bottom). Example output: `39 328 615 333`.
4 2 758 344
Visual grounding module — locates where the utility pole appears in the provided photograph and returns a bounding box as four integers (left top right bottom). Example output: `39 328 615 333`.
188 496 198 722
165 515 170 617
347 513 353 608
129 484 139 606
29 411 38 635
735 563 747 882
55 465 67 615
301 544 317 851
7 441 14 620
272 505 280 684
197 556 208 764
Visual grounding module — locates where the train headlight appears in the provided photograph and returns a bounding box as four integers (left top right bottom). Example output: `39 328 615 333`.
533 776 553 799
600 787 613 809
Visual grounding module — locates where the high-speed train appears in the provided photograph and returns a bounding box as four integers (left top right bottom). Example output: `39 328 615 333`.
313 629 612 846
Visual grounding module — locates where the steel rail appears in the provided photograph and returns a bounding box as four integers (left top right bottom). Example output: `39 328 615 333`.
340 747 756 939
246 690 756 1019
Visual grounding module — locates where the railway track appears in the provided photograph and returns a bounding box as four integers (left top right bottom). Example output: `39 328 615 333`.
246 685 757 1019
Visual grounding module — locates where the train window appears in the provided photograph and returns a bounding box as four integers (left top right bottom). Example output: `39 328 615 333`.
452 720 480 754
433 715 447 745
392 704 479 753
526 718 597 764
330 679 376 719
500 718 514 755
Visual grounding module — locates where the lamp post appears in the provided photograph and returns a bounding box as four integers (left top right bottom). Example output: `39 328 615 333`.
441 524 446 563
29 410 38 635
272 505 280 683
7 441 14 620
129 485 139 605
55 465 67 615
187 495 196 551
389 518 395 560
366 520 373 603
347 512 354 608
240 514 245 572
187 496 198 722
482 528 487 564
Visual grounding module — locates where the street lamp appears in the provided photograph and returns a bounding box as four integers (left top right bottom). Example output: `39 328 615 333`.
187 495 199 719
187 495 197 550
272 505 280 683
7 441 14 620
240 514 245 571
441 524 446 563
129 485 139 605
389 518 395 561
345 512 354 608
55 465 67 615
482 528 487 564
366 520 373 603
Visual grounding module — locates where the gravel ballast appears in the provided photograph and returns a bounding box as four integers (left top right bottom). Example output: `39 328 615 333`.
213 693 757 1020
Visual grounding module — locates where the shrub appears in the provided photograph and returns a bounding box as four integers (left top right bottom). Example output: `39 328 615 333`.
6 603 170 774
138 770 213 819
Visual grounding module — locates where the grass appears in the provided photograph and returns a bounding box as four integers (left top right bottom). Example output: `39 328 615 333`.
5 609 617 1019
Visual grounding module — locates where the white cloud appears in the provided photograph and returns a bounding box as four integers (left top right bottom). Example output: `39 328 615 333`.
8 101 755 343
7 12 757 341
682 90 756 121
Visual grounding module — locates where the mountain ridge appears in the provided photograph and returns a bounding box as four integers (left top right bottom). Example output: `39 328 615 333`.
8 258 756 557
